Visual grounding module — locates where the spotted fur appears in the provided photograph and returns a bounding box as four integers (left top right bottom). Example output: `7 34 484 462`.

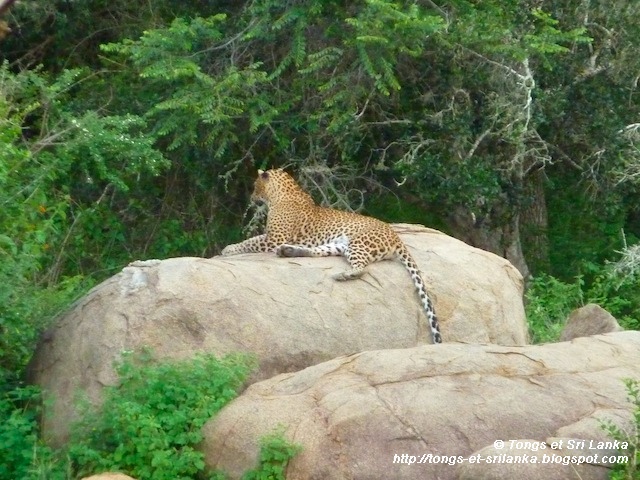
221 168 442 344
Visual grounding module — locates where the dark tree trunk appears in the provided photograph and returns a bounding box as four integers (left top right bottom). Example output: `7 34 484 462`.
446 205 532 283
520 170 550 274
393 190 532 282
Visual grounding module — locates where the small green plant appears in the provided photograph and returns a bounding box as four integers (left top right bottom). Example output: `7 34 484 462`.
600 379 640 480
241 428 302 480
525 273 583 343
68 349 255 480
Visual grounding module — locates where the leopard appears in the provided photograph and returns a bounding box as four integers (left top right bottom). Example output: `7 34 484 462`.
221 168 442 344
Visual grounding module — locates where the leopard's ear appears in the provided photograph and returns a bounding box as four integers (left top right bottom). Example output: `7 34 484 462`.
258 169 269 179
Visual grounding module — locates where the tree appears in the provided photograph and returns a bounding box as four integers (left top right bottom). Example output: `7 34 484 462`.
3 0 639 284
49 0 637 283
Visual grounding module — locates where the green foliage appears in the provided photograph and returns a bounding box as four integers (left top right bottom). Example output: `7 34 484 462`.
525 274 583 343
446 1 590 61
524 8 590 60
0 1 638 476
102 15 272 156
0 59 173 277
1 66 85 382
546 170 630 281
241 429 302 480
344 0 445 95
0 60 171 384
364 192 446 231
601 379 640 480
581 262 640 332
526 248 640 342
0 385 67 480
1 351 300 480
69 350 256 480
0 0 236 71
0 273 88 387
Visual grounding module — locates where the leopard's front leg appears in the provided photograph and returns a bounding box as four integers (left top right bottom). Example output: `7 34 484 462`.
221 234 271 256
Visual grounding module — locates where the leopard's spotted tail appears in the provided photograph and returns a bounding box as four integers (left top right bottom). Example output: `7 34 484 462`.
397 245 442 344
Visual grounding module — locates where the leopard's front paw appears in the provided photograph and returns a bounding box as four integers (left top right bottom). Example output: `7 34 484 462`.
332 271 348 281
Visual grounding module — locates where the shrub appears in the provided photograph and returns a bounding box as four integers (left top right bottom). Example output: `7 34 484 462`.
0 385 67 480
68 350 255 480
601 379 640 480
525 247 640 343
241 429 302 480
525 273 583 343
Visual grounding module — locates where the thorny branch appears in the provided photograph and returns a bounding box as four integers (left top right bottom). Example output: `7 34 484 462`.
612 123 640 186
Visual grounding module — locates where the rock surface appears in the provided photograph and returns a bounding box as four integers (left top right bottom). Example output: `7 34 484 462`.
202 332 639 480
28 224 527 446
458 440 613 480
560 303 623 341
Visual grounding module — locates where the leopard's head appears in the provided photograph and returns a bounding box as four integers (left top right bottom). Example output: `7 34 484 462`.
250 168 305 206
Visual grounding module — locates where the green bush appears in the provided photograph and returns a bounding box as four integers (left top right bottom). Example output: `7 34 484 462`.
241 429 302 480
525 273 583 343
0 275 89 386
584 246 640 331
525 248 640 343
0 385 67 480
1 350 302 480
601 379 640 480
69 350 255 480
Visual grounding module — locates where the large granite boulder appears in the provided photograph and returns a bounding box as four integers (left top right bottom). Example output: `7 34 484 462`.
202 332 639 480
28 224 527 446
